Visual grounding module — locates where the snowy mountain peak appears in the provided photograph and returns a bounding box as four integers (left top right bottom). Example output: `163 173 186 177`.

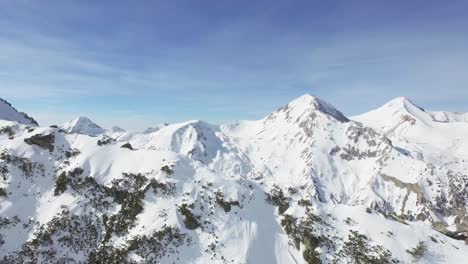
353 97 435 129
275 94 349 123
385 96 412 105
60 116 106 136
381 97 468 123
110 126 126 133
0 98 39 126
382 97 425 113
142 123 169 134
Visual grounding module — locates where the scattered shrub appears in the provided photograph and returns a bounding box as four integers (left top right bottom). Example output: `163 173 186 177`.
89 226 188 264
160 165 174 176
288 187 298 195
281 214 301 249
0 164 8 180
333 230 396 264
178 203 201 230
112 173 148 194
215 191 240 212
68 167 84 177
7 210 103 263
54 172 68 196
106 191 145 235
0 216 21 229
64 148 80 158
97 136 115 146
0 150 45 178
298 198 312 207
0 187 7 197
406 241 427 261
103 174 149 236
146 178 176 196
88 245 133 264
54 168 84 196
126 227 188 262
303 247 321 264
344 217 356 225
61 175 112 210
280 210 327 264
266 185 290 215
0 126 14 139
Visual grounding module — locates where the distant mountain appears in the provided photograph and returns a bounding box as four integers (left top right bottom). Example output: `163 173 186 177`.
353 97 468 166
110 126 126 133
0 98 38 126
0 94 466 263
142 123 169 134
60 116 106 136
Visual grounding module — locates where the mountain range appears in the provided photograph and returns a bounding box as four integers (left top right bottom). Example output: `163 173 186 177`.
0 95 466 264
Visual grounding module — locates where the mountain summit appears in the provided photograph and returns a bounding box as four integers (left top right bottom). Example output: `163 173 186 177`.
267 94 349 126
282 94 349 122
352 96 436 129
60 116 106 136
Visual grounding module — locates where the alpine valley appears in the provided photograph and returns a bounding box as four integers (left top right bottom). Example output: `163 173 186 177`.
0 94 466 264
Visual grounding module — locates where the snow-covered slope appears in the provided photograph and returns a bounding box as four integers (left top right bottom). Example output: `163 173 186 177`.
0 98 38 126
429 111 468 123
353 97 468 168
0 95 467 264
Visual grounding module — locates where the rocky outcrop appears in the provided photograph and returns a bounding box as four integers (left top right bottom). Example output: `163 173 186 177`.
24 133 55 152
121 143 134 150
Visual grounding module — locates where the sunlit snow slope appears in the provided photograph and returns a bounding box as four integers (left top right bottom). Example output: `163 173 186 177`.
0 95 467 264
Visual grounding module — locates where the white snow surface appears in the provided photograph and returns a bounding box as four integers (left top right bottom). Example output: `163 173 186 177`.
0 98 38 126
0 94 467 263
353 97 468 168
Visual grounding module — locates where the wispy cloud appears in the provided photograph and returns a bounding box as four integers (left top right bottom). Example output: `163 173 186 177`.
0 0 467 129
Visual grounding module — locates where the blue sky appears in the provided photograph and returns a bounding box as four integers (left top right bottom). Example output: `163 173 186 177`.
1 0 467 130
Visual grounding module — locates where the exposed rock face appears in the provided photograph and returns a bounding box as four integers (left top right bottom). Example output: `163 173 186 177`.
24 133 55 152
97 135 116 146
121 143 134 150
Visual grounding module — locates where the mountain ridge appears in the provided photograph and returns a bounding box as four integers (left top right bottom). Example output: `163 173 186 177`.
0 98 39 126
0 94 466 264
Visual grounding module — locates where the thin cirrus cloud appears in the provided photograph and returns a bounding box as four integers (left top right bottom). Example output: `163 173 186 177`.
0 0 467 130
